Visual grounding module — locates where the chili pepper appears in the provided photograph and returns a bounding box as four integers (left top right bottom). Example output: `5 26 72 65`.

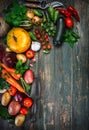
9 85 17 96
67 5 80 22
29 32 37 41
53 10 60 24
56 8 72 17
33 9 43 17
47 6 55 21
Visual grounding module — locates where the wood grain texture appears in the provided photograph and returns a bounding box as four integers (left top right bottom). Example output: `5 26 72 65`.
0 0 89 130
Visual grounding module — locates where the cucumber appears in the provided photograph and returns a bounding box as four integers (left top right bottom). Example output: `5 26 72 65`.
53 16 65 46
20 20 33 30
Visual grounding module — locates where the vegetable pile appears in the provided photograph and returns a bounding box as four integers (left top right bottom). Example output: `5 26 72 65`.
0 1 80 127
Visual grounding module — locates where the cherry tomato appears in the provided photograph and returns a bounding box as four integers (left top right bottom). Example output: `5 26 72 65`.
20 107 28 115
65 17 74 27
39 38 43 43
47 44 52 50
46 38 49 43
26 49 35 59
23 97 33 108
42 45 47 50
36 34 41 39
9 85 17 96
44 34 48 39
42 31 46 35
35 29 39 35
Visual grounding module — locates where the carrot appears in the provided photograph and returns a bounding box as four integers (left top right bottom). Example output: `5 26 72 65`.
1 69 25 93
0 63 22 80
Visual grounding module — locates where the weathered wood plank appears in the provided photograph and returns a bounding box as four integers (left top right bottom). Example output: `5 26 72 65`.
0 0 89 130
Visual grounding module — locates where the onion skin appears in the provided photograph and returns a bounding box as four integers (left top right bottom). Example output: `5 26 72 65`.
0 89 7 94
0 17 10 38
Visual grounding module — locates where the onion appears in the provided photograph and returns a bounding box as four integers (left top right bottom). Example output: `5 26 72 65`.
26 10 34 19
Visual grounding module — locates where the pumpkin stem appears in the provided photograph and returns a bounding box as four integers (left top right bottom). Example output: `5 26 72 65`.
13 35 17 42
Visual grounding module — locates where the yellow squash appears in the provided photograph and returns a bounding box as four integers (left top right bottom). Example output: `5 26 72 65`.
7 27 31 53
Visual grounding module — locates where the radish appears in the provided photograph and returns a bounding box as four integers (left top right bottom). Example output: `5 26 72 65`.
24 69 34 84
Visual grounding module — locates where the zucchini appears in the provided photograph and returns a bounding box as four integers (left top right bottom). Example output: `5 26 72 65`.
20 20 33 30
53 16 65 46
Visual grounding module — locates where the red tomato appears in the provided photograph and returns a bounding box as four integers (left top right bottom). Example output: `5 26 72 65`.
45 38 49 43
44 34 48 39
9 86 17 96
23 97 33 108
36 34 41 39
26 50 35 59
20 107 28 115
47 44 52 50
39 38 43 43
65 17 74 27
35 29 39 34
42 45 47 50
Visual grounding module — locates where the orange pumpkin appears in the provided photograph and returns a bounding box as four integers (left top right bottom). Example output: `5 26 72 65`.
7 28 31 53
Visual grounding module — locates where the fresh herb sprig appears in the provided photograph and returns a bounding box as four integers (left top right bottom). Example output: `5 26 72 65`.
0 103 14 124
64 29 80 47
15 60 29 74
5 2 27 26
0 67 10 89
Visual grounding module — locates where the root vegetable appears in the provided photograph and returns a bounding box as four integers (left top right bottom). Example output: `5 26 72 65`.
8 100 21 115
16 54 27 63
24 69 34 84
1 91 11 106
26 10 34 19
15 114 25 126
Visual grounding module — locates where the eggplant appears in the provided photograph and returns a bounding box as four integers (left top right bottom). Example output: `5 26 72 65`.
53 16 65 46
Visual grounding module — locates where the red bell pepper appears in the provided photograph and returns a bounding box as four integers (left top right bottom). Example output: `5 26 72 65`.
56 8 72 17
67 5 80 22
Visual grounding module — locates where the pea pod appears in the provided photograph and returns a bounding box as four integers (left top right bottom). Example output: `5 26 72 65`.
47 6 55 21
53 10 60 24
29 32 37 41
53 16 65 46
33 9 43 17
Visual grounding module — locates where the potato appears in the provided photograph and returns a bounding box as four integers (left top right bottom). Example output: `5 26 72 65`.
1 91 11 106
8 100 21 115
16 54 27 63
24 69 34 84
15 114 25 126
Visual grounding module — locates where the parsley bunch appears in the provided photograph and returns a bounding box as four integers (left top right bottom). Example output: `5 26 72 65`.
5 2 27 26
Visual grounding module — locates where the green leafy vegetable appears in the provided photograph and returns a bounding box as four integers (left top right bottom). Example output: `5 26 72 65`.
0 74 10 90
64 29 80 47
5 2 27 26
15 60 29 74
0 103 14 123
20 77 31 93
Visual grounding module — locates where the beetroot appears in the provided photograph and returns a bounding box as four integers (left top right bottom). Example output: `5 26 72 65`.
24 69 34 84
3 53 17 68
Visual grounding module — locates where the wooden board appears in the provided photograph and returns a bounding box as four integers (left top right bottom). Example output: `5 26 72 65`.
0 0 89 130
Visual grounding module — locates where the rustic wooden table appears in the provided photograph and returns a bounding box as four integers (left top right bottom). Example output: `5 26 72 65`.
0 0 89 130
